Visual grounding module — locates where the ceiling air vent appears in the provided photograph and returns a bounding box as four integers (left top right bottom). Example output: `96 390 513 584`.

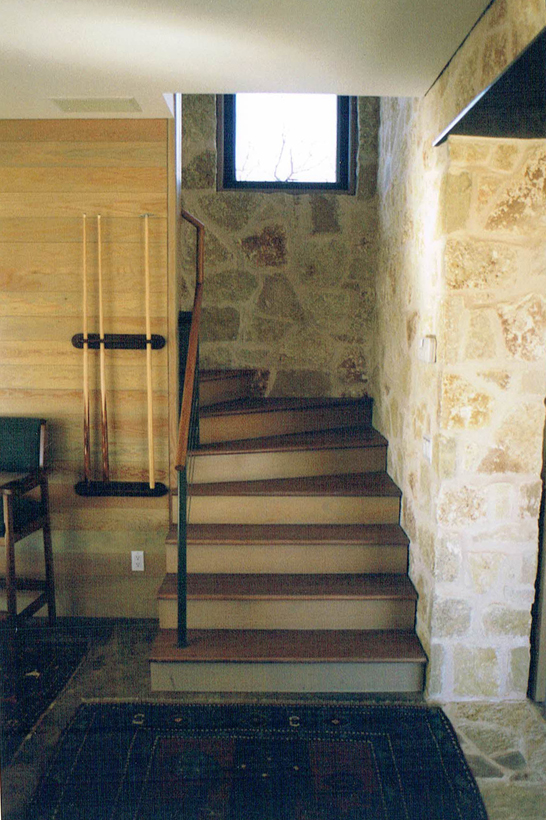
51 97 142 113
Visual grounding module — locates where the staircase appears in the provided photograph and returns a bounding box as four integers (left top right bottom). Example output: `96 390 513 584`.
149 369 427 694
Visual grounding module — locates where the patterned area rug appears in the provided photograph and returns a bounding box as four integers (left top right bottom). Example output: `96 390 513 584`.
25 702 487 819
0 634 88 766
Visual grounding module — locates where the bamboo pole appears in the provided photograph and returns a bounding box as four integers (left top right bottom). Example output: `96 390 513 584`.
82 214 91 482
97 215 109 482
144 214 155 489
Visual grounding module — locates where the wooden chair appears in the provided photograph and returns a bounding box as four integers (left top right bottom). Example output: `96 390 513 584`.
0 418 56 625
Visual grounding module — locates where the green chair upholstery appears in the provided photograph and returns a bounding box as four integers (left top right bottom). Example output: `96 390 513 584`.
0 418 56 624
0 496 46 539
0 417 43 472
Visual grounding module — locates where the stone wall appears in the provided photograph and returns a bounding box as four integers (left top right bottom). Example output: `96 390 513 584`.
375 95 446 685
374 0 546 700
179 95 379 397
436 136 546 699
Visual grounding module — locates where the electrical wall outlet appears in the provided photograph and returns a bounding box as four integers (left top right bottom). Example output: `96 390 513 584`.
131 551 145 572
418 335 437 364
422 436 433 464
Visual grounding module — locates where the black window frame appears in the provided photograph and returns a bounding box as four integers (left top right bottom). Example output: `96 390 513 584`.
217 94 357 194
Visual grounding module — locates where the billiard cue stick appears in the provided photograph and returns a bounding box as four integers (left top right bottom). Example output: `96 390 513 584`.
97 214 109 482
82 214 91 482
143 214 155 489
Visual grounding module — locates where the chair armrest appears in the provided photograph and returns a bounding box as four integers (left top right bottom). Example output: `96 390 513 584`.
0 470 44 496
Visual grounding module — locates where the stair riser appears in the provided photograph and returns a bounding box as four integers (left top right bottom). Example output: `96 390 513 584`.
190 446 386 484
150 660 425 693
200 375 256 408
166 543 408 575
186 495 400 525
200 406 372 444
156 382 423 695
158 598 416 631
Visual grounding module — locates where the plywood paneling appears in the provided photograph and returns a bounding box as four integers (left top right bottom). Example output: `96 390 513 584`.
0 193 167 218
0 118 171 618
0 243 167 290
0 317 167 342
0 217 168 244
0 388 168 417
0 142 168 168
0 120 166 142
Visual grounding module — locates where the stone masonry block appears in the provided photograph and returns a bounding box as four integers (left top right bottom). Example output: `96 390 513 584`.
441 374 493 430
433 597 472 637
483 604 531 637
453 646 500 698
445 238 517 290
257 275 303 320
242 225 287 267
438 485 486 528
497 294 546 361
200 307 240 341
442 172 472 233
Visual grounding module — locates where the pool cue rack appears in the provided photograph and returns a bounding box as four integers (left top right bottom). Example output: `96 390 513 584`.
75 479 168 497
72 333 165 351
74 213 168 499
72 333 168 496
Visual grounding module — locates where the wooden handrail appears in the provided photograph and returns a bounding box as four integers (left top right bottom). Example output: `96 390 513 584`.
175 208 205 471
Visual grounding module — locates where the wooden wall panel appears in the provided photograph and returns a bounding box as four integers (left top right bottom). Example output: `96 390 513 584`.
0 217 168 243
0 118 171 618
0 193 167 218
0 120 166 142
0 167 167 193
0 142 167 168
1 244 167 289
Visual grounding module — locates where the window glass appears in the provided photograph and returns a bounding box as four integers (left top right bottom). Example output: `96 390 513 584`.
235 94 338 184
219 94 355 192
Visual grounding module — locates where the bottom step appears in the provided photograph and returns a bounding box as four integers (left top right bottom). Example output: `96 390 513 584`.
149 629 427 694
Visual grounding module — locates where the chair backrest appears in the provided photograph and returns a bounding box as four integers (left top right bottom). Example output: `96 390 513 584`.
0 417 45 472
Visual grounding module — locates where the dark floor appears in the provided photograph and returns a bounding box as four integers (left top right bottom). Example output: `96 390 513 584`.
1 619 423 819
1 618 161 819
1 619 545 820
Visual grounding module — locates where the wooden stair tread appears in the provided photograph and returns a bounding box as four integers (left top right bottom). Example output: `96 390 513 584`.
167 522 409 547
188 471 401 498
158 573 417 600
200 395 372 419
150 628 427 664
156 384 425 692
192 426 386 456
201 369 260 382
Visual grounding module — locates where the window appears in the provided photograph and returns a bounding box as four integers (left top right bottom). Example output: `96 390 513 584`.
218 94 356 193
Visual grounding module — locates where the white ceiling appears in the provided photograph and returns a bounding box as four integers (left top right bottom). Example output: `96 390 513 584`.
0 0 491 119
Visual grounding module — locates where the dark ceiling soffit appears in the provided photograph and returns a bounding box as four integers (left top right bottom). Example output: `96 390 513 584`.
434 25 546 146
